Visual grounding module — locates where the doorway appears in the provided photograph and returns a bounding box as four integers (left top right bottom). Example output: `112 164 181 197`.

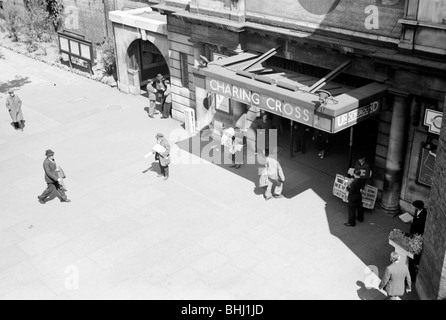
266 112 378 178
127 39 169 94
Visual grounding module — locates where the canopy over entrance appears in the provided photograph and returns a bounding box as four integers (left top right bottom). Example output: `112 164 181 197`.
193 50 388 133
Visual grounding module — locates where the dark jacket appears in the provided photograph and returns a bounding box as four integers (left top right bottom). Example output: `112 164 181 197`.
347 178 362 204
43 158 59 184
410 208 427 236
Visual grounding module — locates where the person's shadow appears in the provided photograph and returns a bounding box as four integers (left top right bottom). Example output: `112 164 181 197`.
142 161 161 175
356 281 387 300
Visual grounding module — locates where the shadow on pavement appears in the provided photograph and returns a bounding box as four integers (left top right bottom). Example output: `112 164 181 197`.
176 129 305 200
142 161 161 175
0 75 31 93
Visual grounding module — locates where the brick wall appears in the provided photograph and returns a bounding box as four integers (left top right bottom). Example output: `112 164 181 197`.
416 98 446 300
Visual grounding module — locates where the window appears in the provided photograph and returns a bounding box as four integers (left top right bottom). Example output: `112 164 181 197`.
180 52 189 87
418 0 446 24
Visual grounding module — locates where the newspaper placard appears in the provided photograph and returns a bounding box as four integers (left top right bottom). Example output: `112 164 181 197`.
333 174 378 209
333 174 349 202
361 184 378 209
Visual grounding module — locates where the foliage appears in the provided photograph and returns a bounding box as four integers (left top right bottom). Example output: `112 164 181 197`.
22 0 54 44
4 6 24 42
45 0 65 31
100 37 116 76
389 229 423 255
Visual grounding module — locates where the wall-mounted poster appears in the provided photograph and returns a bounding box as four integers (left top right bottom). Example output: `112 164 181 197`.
418 147 437 187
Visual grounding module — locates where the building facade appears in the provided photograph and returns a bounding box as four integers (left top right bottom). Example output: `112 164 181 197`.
143 0 445 299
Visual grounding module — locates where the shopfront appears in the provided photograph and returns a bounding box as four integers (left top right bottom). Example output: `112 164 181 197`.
193 52 387 176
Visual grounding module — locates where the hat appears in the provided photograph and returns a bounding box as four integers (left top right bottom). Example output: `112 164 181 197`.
7 88 14 93
412 200 425 209
156 74 164 80
45 149 55 157
155 133 164 139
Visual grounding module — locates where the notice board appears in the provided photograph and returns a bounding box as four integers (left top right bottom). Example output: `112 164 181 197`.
417 147 436 187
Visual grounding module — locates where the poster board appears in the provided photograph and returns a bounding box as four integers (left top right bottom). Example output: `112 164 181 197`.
417 148 436 187
361 185 378 210
333 174 378 209
333 174 349 202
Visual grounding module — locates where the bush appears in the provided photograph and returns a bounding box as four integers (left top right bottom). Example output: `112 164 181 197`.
22 0 54 43
4 6 24 42
100 37 116 76
45 0 64 31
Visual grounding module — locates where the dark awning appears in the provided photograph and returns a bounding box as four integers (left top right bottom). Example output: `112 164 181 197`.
193 52 388 133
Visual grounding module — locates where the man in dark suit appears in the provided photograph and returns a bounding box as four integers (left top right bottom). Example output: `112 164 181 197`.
344 169 364 227
379 252 412 300
410 200 427 236
409 200 427 280
38 149 71 204
353 154 371 190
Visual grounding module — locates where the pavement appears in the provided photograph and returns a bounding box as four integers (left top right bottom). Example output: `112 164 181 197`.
0 47 419 300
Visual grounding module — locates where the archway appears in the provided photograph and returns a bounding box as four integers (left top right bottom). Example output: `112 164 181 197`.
127 39 170 92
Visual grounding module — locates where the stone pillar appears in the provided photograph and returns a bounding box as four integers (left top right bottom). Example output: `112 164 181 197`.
416 98 446 300
380 91 410 214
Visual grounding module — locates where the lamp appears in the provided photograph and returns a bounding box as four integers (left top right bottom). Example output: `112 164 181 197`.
198 55 209 68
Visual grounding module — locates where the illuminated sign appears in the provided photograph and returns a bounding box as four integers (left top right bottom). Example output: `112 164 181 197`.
333 100 380 132
206 78 314 126
424 109 443 135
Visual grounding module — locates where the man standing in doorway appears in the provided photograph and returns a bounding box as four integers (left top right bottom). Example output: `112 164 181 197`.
5 89 25 131
155 74 166 113
38 149 71 204
146 80 157 118
162 80 172 119
252 113 272 154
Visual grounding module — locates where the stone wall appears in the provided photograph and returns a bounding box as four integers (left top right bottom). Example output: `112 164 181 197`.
416 98 446 300
166 15 195 122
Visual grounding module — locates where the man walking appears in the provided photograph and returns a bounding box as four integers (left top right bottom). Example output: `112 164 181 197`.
5 89 25 131
379 252 412 300
146 80 157 118
344 169 364 226
264 149 285 200
38 149 71 204
162 80 172 119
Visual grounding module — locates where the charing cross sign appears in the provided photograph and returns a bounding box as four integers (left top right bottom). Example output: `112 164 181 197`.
207 78 314 126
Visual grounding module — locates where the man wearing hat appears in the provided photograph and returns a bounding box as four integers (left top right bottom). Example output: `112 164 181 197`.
38 149 71 204
153 133 171 180
5 89 25 131
155 74 166 114
408 200 427 280
410 200 427 236
161 79 172 119
353 153 371 190
344 169 364 226
146 79 158 118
